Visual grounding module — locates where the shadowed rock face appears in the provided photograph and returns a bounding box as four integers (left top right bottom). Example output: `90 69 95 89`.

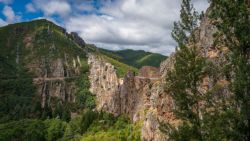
32 56 81 107
70 32 86 47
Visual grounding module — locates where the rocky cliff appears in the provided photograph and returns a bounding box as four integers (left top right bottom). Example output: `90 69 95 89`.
0 19 87 109
88 54 121 115
88 53 175 141
0 15 230 141
87 12 230 141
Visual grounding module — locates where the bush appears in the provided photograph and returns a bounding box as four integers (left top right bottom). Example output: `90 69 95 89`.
44 119 67 141
0 119 46 141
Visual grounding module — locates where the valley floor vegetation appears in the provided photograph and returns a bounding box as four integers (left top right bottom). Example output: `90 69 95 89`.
0 55 140 141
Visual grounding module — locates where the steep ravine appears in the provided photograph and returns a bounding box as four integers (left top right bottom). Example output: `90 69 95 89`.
88 53 175 141
87 13 231 141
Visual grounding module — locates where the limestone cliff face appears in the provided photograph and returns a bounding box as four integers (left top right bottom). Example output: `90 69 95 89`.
87 13 230 141
88 54 121 116
30 55 82 107
0 19 87 108
141 13 232 141
88 53 174 141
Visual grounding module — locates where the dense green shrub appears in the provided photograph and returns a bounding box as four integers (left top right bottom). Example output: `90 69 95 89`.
0 119 45 141
75 62 96 110
44 119 67 141
81 114 141 141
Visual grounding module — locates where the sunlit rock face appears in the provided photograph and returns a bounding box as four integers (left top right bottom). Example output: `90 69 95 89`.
88 54 121 116
87 11 231 140
87 53 175 141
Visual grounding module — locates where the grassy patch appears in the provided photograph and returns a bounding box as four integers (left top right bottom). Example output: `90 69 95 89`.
101 54 138 78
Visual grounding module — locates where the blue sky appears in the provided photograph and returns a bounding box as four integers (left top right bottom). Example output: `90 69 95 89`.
0 0 209 55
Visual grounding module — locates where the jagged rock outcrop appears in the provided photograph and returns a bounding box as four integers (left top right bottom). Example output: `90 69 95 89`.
87 11 231 141
70 32 86 47
88 53 173 141
88 54 121 116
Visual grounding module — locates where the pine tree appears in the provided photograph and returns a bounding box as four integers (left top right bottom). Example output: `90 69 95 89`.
161 0 207 140
54 102 63 118
62 105 71 122
210 1 250 140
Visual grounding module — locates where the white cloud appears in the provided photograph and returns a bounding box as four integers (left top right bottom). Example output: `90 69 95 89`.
2 5 20 23
76 3 95 11
26 3 36 13
65 0 209 55
33 0 71 17
0 18 8 27
0 0 13 4
24 0 209 55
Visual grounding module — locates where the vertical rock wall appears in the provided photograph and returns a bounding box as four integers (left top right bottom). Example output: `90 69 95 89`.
30 55 82 107
88 53 175 141
88 54 121 116
87 13 231 141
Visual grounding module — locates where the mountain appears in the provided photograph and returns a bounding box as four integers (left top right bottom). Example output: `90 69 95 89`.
99 48 167 69
0 19 165 141
0 19 92 121
0 8 241 141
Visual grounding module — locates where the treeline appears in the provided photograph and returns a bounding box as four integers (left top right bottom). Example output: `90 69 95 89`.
161 0 250 141
0 111 140 141
0 58 94 123
0 57 140 141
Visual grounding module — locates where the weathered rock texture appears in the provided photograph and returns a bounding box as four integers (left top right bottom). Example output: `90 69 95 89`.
88 12 231 141
88 53 173 141
31 55 82 107
139 66 161 78
88 54 121 116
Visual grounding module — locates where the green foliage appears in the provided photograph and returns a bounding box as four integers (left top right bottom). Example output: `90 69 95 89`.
0 119 45 141
62 116 82 141
80 110 99 134
81 114 141 141
101 54 138 77
0 119 67 141
0 19 142 141
0 58 40 122
161 0 207 140
75 61 96 110
44 119 67 141
100 48 167 69
210 0 250 140
0 19 89 122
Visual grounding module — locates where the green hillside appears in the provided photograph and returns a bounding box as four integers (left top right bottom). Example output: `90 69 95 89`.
86 44 139 77
0 19 140 141
99 48 167 69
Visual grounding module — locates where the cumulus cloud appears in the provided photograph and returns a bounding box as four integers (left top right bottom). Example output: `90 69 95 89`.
33 0 71 17
65 0 209 55
18 0 209 55
2 6 20 23
26 3 36 13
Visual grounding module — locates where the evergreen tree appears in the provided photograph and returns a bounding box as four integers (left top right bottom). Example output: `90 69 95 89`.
210 1 250 140
62 104 71 122
161 0 207 140
42 103 52 119
54 102 63 118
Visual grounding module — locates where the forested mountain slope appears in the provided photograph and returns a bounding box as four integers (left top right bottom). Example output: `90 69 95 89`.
99 48 167 69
